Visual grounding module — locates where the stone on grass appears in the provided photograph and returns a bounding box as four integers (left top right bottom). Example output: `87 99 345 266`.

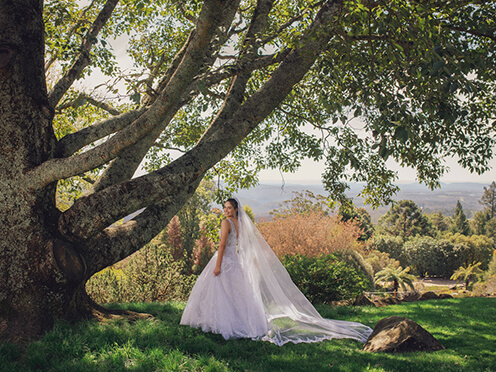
363 316 445 353
419 291 439 300
438 293 453 299
353 294 374 306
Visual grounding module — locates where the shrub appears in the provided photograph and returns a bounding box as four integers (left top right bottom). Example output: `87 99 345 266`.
444 233 494 270
257 211 364 258
85 267 125 303
369 234 405 264
364 250 400 274
403 236 467 277
124 244 195 302
86 243 196 303
487 251 496 277
281 254 371 303
191 232 215 275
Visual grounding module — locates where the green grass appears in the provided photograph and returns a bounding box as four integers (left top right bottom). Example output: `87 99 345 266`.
1 298 495 371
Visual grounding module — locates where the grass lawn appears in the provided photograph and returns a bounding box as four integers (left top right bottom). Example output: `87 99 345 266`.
1 297 495 371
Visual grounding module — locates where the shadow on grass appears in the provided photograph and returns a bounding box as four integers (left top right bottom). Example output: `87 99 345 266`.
1 298 495 371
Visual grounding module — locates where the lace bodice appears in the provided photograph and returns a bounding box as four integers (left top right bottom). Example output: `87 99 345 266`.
224 219 238 252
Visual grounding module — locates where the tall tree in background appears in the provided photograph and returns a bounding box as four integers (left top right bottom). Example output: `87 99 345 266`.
1 0 495 342
376 200 433 238
451 200 471 236
480 182 496 219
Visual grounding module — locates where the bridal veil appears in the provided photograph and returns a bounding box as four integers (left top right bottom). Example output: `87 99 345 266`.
234 197 373 346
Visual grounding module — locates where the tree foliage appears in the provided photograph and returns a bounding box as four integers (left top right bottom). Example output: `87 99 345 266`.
376 200 434 238
402 236 467 277
450 200 472 235
444 232 494 270
480 182 496 219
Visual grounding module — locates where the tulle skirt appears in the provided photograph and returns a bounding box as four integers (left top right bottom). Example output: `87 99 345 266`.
180 252 269 340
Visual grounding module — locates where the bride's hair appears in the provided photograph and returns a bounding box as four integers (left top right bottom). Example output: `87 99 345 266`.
225 198 239 217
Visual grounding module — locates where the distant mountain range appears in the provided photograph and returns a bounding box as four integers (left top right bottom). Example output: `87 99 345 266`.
235 182 489 222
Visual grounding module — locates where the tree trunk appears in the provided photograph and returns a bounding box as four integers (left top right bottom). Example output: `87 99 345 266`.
0 0 96 343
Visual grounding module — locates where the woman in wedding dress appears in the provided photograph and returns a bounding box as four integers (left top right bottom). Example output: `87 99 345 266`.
180 198 372 346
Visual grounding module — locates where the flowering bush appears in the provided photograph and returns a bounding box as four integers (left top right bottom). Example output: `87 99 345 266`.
257 211 364 258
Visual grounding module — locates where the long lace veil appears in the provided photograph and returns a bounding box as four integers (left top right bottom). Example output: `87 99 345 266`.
234 197 372 345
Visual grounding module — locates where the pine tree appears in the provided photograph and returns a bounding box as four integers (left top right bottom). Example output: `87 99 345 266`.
167 216 184 261
451 200 471 236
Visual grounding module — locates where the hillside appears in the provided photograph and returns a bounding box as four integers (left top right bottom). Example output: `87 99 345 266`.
236 182 489 222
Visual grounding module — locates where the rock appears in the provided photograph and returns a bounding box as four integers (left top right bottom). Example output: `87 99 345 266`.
419 291 439 300
449 285 457 290
363 316 446 353
401 292 420 302
354 294 374 306
382 297 401 305
438 293 453 299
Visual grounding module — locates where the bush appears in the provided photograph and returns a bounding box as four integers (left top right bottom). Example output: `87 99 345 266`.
85 267 126 303
364 250 400 274
281 254 371 303
444 233 494 270
369 234 405 263
257 211 364 258
86 243 196 303
487 251 496 277
403 236 467 277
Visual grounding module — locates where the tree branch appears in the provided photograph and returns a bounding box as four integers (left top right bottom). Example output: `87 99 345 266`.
446 24 496 42
84 178 201 274
48 0 119 108
56 0 342 240
26 0 237 189
88 0 241 194
56 92 122 116
56 108 146 158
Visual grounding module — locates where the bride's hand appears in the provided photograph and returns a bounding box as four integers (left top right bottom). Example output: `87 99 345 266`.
214 266 221 276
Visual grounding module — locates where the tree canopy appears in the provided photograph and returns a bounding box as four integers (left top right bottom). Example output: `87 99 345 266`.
1 0 496 343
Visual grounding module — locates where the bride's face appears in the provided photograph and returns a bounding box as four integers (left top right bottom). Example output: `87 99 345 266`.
224 202 237 218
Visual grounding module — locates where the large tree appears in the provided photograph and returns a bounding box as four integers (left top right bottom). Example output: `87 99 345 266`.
376 200 434 238
1 0 495 342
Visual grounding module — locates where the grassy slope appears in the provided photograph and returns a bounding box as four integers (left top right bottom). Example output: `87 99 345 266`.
1 298 495 371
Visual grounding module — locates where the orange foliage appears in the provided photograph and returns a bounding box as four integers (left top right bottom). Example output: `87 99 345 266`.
257 211 364 258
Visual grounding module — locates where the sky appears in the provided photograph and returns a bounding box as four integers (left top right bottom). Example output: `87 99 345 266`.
257 156 496 186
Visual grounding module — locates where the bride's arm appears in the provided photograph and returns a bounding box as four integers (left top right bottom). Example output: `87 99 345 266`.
214 219 230 276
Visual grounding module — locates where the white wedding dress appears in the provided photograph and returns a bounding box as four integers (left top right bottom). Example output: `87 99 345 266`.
181 219 269 339
180 199 373 346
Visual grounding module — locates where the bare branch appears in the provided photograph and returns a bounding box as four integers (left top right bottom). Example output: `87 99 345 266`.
48 0 119 108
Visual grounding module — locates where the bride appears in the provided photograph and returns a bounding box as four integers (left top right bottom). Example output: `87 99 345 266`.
180 198 372 346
